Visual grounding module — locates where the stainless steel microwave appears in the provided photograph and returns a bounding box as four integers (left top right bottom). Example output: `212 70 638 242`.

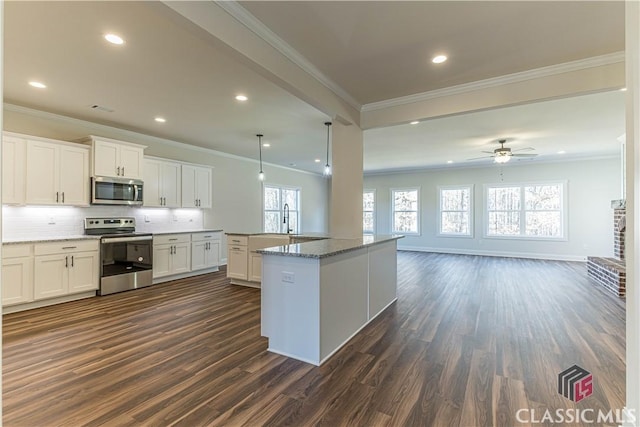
92 176 144 206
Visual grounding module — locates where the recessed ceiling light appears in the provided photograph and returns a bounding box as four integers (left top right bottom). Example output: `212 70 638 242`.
28 81 46 89
104 34 124 45
447 160 453 164
557 150 566 154
262 143 270 148
314 159 321 163
410 121 420 125
432 55 447 64
154 117 166 123
620 87 627 92
235 95 248 101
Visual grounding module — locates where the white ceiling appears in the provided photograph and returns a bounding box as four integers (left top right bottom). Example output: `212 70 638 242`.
2 1 626 174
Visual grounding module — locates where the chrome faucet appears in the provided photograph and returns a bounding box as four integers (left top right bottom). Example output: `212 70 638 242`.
283 203 292 234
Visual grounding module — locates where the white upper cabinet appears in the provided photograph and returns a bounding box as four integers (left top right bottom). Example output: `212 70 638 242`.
143 158 181 208
24 138 90 206
84 136 145 179
2 134 26 205
182 165 212 208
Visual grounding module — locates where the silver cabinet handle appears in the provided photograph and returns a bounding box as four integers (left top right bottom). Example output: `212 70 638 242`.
117 166 121 176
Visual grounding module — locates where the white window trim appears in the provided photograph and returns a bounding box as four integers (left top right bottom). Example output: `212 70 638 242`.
437 184 474 238
363 188 376 234
483 180 568 241
390 187 421 236
262 183 302 234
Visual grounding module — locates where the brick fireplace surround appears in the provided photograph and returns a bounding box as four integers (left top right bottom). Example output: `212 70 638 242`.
587 200 626 297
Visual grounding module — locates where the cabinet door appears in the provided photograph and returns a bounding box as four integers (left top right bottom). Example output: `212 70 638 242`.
181 165 197 208
2 257 33 306
249 253 262 283
93 140 119 177
34 254 68 300
119 145 144 179
206 241 220 269
68 251 99 293
195 167 212 208
171 243 191 275
2 136 26 205
25 140 58 204
59 145 89 206
227 246 248 280
161 162 181 208
143 160 162 207
191 241 207 271
153 245 172 278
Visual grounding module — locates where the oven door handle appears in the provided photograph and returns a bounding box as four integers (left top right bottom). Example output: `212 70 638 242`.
101 236 152 244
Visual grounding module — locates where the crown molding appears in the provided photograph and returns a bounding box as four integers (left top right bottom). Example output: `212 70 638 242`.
3 103 322 177
215 1 361 111
362 51 625 112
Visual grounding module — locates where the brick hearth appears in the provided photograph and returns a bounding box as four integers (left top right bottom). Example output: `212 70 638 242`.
587 199 626 298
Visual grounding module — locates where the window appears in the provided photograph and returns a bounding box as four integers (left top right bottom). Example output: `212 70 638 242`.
439 186 472 236
485 182 565 239
363 190 376 234
392 188 420 234
264 185 300 233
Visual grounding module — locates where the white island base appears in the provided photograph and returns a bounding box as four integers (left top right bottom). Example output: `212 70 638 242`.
260 236 400 366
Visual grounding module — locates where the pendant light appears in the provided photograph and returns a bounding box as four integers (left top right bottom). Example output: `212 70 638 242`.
324 122 332 176
257 134 265 181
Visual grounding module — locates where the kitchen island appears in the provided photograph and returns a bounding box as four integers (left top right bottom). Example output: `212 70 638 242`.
257 235 402 366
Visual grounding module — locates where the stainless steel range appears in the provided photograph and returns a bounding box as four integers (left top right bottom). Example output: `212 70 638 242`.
85 217 153 295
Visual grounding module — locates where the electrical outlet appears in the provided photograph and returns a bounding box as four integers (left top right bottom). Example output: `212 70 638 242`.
282 271 295 283
144 215 150 223
48 216 56 225
173 215 178 222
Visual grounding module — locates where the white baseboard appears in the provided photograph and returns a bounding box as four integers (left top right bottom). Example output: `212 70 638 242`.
397 245 587 262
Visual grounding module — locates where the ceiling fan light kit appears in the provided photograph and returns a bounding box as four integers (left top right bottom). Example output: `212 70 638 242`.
468 139 538 163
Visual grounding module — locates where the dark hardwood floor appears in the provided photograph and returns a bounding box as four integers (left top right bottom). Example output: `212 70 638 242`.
2 252 625 426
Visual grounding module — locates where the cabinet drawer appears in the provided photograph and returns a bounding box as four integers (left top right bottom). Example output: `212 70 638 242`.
3 244 33 258
227 235 248 246
34 240 98 256
154 233 191 245
192 231 221 242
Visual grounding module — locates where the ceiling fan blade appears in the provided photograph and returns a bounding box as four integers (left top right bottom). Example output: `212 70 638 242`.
512 147 535 152
481 151 495 154
467 155 495 161
512 153 538 157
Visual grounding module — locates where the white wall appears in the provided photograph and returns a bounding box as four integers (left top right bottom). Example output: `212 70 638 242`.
2 107 330 247
364 157 621 261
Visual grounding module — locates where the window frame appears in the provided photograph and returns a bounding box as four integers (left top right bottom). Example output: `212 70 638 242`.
262 183 302 234
390 187 421 235
363 189 376 234
437 185 474 238
483 181 567 241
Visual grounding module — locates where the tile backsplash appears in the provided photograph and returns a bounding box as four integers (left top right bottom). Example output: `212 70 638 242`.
2 205 204 239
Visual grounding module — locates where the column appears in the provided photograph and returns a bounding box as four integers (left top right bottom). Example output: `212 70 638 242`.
625 0 640 424
329 121 363 238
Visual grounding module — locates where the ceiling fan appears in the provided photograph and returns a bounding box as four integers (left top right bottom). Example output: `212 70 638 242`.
468 139 538 163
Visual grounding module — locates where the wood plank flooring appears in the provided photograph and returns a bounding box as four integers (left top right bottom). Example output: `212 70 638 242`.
3 252 626 426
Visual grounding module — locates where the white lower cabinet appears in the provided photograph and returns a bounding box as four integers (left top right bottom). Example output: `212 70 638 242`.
33 241 99 301
2 240 99 311
153 234 191 279
2 244 33 306
191 232 220 271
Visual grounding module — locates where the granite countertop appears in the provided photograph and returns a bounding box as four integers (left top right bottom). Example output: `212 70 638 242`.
152 229 223 236
226 232 329 238
256 234 403 259
3 235 102 245
3 229 224 244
